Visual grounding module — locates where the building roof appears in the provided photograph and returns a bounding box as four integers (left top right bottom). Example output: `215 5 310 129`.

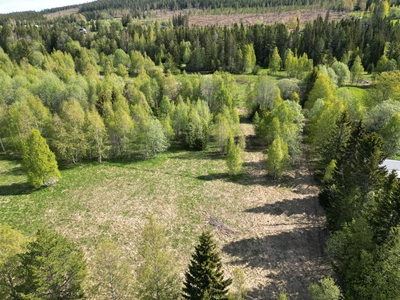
380 159 400 178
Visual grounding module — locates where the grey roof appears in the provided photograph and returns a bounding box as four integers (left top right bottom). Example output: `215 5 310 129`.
379 159 400 178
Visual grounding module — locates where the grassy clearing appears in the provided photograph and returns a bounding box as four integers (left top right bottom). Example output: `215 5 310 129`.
1 126 330 298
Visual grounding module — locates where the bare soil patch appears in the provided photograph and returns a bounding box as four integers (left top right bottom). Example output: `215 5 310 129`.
219 123 331 298
154 8 349 27
44 8 80 19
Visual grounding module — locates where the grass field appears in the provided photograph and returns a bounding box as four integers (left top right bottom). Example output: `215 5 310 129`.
0 122 331 299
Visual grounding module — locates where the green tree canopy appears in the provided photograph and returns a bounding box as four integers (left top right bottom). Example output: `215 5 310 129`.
136 216 181 300
183 231 232 300
17 229 87 299
22 128 61 188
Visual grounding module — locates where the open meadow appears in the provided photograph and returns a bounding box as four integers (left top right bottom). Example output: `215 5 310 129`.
0 120 331 299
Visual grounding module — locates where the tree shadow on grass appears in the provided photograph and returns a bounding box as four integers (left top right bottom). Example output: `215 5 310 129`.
245 196 320 217
0 182 34 195
1 166 26 176
223 227 329 299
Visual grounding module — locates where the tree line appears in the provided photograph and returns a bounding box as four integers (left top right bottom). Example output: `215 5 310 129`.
2 4 400 74
295 58 400 298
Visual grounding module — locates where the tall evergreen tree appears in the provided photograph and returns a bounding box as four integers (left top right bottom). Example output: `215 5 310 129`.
183 231 232 300
22 128 61 188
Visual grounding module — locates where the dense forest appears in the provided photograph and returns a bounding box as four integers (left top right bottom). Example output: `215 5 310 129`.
1 0 400 299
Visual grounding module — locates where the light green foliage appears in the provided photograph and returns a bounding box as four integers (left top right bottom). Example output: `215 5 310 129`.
242 44 256 73
373 70 400 101
183 100 211 150
284 49 297 78
375 54 389 73
277 79 301 100
215 113 233 154
105 97 135 157
58 99 87 163
332 61 350 87
0 70 13 105
180 41 192 64
213 105 240 154
44 50 76 82
136 216 181 300
285 50 312 79
92 240 133 300
277 292 288 300
269 46 282 75
140 118 169 159
318 65 338 87
297 53 313 79
116 63 129 78
267 137 289 179
350 55 364 84
17 229 87 299
257 100 304 162
309 277 342 300
306 72 336 110
200 72 234 114
8 99 37 150
113 49 130 69
228 267 247 300
365 100 400 133
374 0 390 19
226 140 243 176
253 76 282 110
290 92 300 103
0 225 26 300
183 231 232 300
380 112 400 157
86 107 108 163
22 129 60 188
33 71 66 112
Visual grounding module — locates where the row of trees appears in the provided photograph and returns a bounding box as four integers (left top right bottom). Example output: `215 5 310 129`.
0 45 248 164
2 7 400 75
0 220 239 300
299 56 400 297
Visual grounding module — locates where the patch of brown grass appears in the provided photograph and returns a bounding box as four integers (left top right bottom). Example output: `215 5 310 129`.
44 8 80 19
0 123 331 299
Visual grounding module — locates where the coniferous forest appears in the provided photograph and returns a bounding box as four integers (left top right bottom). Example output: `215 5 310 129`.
1 0 400 299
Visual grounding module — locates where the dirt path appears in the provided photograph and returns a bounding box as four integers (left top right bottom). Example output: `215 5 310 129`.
221 123 331 299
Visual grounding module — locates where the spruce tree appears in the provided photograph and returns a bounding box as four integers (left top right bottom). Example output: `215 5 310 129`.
183 231 232 300
22 128 61 188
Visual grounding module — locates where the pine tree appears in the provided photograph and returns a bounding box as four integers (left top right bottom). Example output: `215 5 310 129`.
183 231 232 300
22 128 61 188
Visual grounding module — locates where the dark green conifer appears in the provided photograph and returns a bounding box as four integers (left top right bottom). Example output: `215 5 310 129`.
183 231 232 300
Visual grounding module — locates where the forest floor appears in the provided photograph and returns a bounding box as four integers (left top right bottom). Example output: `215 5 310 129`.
0 122 332 299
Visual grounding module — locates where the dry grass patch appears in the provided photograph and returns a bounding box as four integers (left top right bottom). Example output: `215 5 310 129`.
0 123 331 299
